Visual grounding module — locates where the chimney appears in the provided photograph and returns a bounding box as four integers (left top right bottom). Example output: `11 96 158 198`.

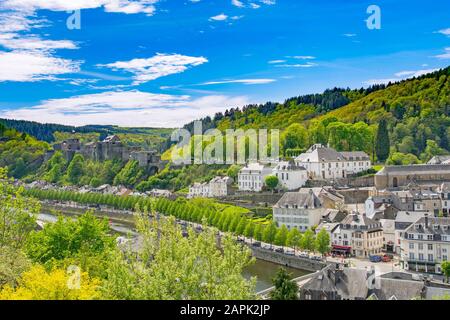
424 214 429 229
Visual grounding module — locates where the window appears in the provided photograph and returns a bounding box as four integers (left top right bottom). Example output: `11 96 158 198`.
427 235 433 241
418 243 423 250
419 253 424 261
428 254 434 262
409 243 415 249
428 244 433 250
409 253 415 260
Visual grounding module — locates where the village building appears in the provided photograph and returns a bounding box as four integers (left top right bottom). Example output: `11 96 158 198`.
294 144 371 180
188 182 210 198
394 211 427 255
299 264 369 300
188 176 233 199
364 195 398 220
209 176 233 197
272 161 308 190
428 155 450 165
438 182 450 216
374 164 450 189
238 163 273 192
401 215 450 274
331 212 384 258
272 189 326 231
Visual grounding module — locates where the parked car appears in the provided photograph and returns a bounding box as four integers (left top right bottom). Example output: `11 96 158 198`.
285 249 295 256
262 243 272 250
311 255 323 261
382 254 391 262
299 252 309 259
274 247 284 253
252 242 261 247
369 255 382 263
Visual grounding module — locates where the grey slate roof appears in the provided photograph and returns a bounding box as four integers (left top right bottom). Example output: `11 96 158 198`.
371 278 425 300
274 190 322 209
340 213 382 230
340 151 370 161
404 216 450 236
376 164 450 175
301 266 369 300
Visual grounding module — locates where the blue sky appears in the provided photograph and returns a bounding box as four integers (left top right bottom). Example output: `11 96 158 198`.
0 0 449 127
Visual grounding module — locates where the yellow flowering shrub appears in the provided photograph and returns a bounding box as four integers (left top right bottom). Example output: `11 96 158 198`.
0 265 101 300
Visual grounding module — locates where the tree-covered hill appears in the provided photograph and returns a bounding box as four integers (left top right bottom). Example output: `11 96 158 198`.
182 66 450 163
0 119 174 144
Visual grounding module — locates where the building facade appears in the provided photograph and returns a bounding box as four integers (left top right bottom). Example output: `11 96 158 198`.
272 161 308 190
374 165 450 189
331 213 384 258
401 215 450 274
294 144 371 180
238 163 273 192
273 189 326 231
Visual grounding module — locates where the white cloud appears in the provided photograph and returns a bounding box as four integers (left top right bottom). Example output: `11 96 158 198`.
0 90 249 127
436 28 450 36
363 78 399 86
364 68 439 86
292 55 316 60
434 47 450 59
98 53 208 85
275 62 317 68
394 69 438 78
1 0 160 15
200 78 276 85
249 3 260 9
209 13 228 21
268 60 286 64
342 33 357 37
0 51 80 82
0 34 77 51
231 0 245 8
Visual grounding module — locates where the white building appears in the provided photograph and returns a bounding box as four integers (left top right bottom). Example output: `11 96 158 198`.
294 144 371 180
331 213 384 258
394 211 427 255
238 163 273 192
272 161 308 191
273 189 326 231
188 182 210 198
209 176 233 197
439 182 450 216
401 215 450 274
188 176 233 198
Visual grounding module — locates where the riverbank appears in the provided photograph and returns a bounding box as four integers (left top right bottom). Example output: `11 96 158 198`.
38 203 311 292
40 201 322 272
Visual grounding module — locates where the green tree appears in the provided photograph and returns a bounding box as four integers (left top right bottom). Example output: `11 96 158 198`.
265 175 279 192
375 119 390 162
66 154 85 184
442 261 450 283
315 228 331 256
274 225 288 247
286 228 302 251
103 210 256 300
269 268 298 300
0 168 39 249
226 165 241 182
301 229 316 252
263 223 278 247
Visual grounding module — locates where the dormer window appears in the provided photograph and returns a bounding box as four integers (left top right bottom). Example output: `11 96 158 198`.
433 225 440 231
415 224 421 230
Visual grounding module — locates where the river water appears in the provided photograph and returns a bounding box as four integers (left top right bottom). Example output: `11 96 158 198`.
38 212 309 292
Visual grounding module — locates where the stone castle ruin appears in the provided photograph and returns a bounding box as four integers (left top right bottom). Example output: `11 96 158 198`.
48 135 165 173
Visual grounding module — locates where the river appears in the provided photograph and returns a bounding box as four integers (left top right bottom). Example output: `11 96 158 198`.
38 212 309 292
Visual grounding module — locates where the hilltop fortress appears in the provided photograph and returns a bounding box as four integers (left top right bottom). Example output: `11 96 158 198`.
47 135 165 173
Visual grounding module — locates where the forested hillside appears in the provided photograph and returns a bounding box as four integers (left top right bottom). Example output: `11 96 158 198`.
182 67 450 164
0 123 49 178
